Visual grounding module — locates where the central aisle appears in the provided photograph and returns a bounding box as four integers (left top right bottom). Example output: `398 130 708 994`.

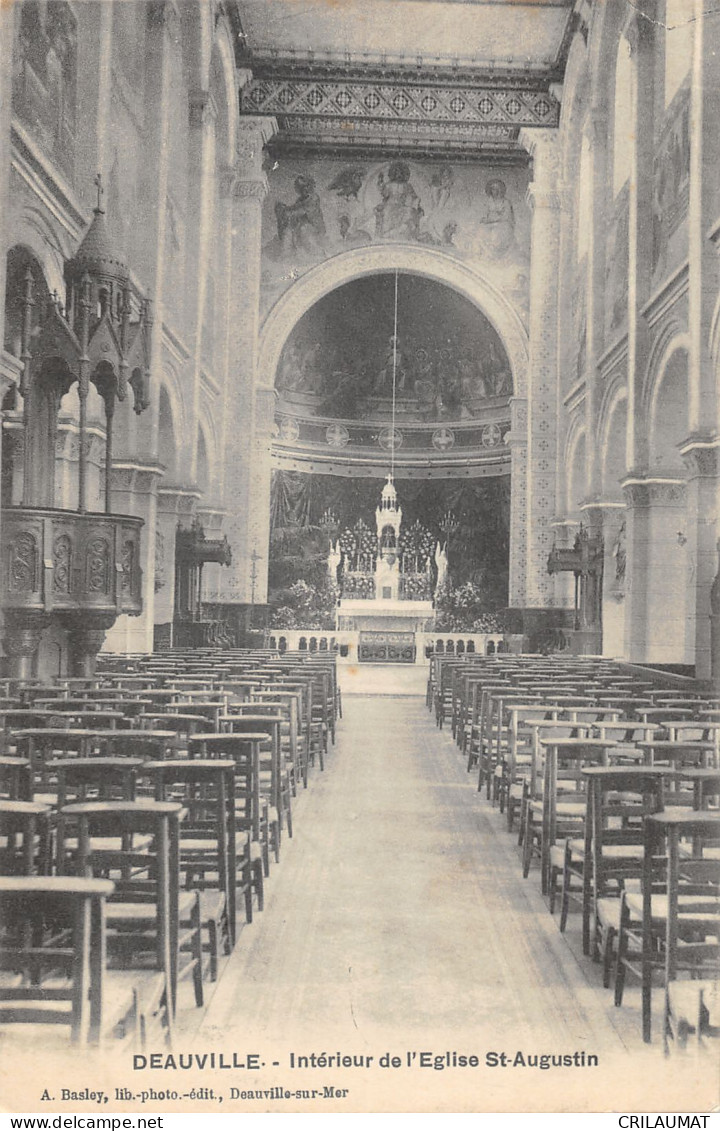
196 693 695 1110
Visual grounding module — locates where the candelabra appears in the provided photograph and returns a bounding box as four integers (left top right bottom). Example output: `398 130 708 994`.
439 509 459 551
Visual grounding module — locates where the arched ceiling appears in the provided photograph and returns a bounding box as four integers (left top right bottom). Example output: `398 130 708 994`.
232 0 577 161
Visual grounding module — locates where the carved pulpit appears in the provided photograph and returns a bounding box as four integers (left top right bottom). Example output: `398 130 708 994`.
547 526 603 653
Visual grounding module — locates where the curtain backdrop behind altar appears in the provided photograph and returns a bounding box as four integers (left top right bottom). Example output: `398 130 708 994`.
269 469 510 598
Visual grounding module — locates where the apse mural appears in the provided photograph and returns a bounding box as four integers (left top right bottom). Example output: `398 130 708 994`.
274 274 512 424
261 157 531 318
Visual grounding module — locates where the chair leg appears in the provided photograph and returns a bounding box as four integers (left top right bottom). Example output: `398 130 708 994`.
522 813 534 879
602 927 615 989
207 919 219 982
191 898 204 1008
614 905 629 1007
253 859 264 913
549 865 558 914
559 849 571 931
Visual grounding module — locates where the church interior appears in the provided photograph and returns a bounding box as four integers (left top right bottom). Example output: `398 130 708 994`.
0 0 719 1113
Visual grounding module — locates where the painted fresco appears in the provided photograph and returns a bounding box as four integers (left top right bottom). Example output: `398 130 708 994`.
261 157 531 319
652 81 690 287
274 274 512 424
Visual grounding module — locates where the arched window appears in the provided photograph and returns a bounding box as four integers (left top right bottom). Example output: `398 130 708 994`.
309 636 317 652
486 640 496 655
299 636 307 651
466 640 475 653
446 639 454 655
279 637 287 654
664 0 692 108
435 640 444 654
456 639 465 655
613 36 634 197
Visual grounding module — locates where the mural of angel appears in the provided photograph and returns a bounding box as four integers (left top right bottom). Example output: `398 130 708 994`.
429 165 455 210
274 175 327 255
474 178 515 260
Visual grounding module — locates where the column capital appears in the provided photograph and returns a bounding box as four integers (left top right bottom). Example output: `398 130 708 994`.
519 128 561 183
621 474 687 508
679 436 720 479
236 116 277 174
234 178 268 202
156 483 202 517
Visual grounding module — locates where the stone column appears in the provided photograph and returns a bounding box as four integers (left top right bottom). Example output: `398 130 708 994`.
619 14 657 663
681 2 720 681
584 108 611 498
185 89 218 484
100 0 176 659
710 540 720 684
623 476 690 663
507 395 528 609
687 0 720 435
216 116 276 604
0 2 15 351
625 13 656 473
518 129 562 613
2 613 50 682
551 162 577 617
680 444 719 679
63 614 116 678
153 485 200 645
102 461 165 653
584 501 626 658
134 0 176 475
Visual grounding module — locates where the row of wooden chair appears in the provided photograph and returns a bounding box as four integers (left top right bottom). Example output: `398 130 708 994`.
428 652 720 1051
0 648 341 1050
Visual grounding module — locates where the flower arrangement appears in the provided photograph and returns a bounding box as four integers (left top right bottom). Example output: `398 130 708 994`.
268 578 340 629
401 573 432 600
434 579 511 632
399 520 434 572
343 573 376 600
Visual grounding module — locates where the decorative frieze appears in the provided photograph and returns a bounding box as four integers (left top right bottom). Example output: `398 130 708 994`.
622 476 687 508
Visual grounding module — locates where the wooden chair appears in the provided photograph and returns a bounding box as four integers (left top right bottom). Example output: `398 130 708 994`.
0 757 33 801
0 800 53 875
558 766 670 965
665 979 719 1051
0 876 114 1045
525 737 613 894
614 810 720 1042
188 735 265 920
144 758 236 980
58 800 199 1036
221 714 289 842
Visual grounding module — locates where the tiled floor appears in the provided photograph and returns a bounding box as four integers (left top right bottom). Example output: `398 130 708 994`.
192 692 714 1111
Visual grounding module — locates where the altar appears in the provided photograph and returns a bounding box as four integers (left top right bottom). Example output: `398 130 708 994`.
332 476 437 664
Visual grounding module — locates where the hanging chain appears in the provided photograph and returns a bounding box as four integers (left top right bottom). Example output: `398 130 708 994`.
391 268 399 479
